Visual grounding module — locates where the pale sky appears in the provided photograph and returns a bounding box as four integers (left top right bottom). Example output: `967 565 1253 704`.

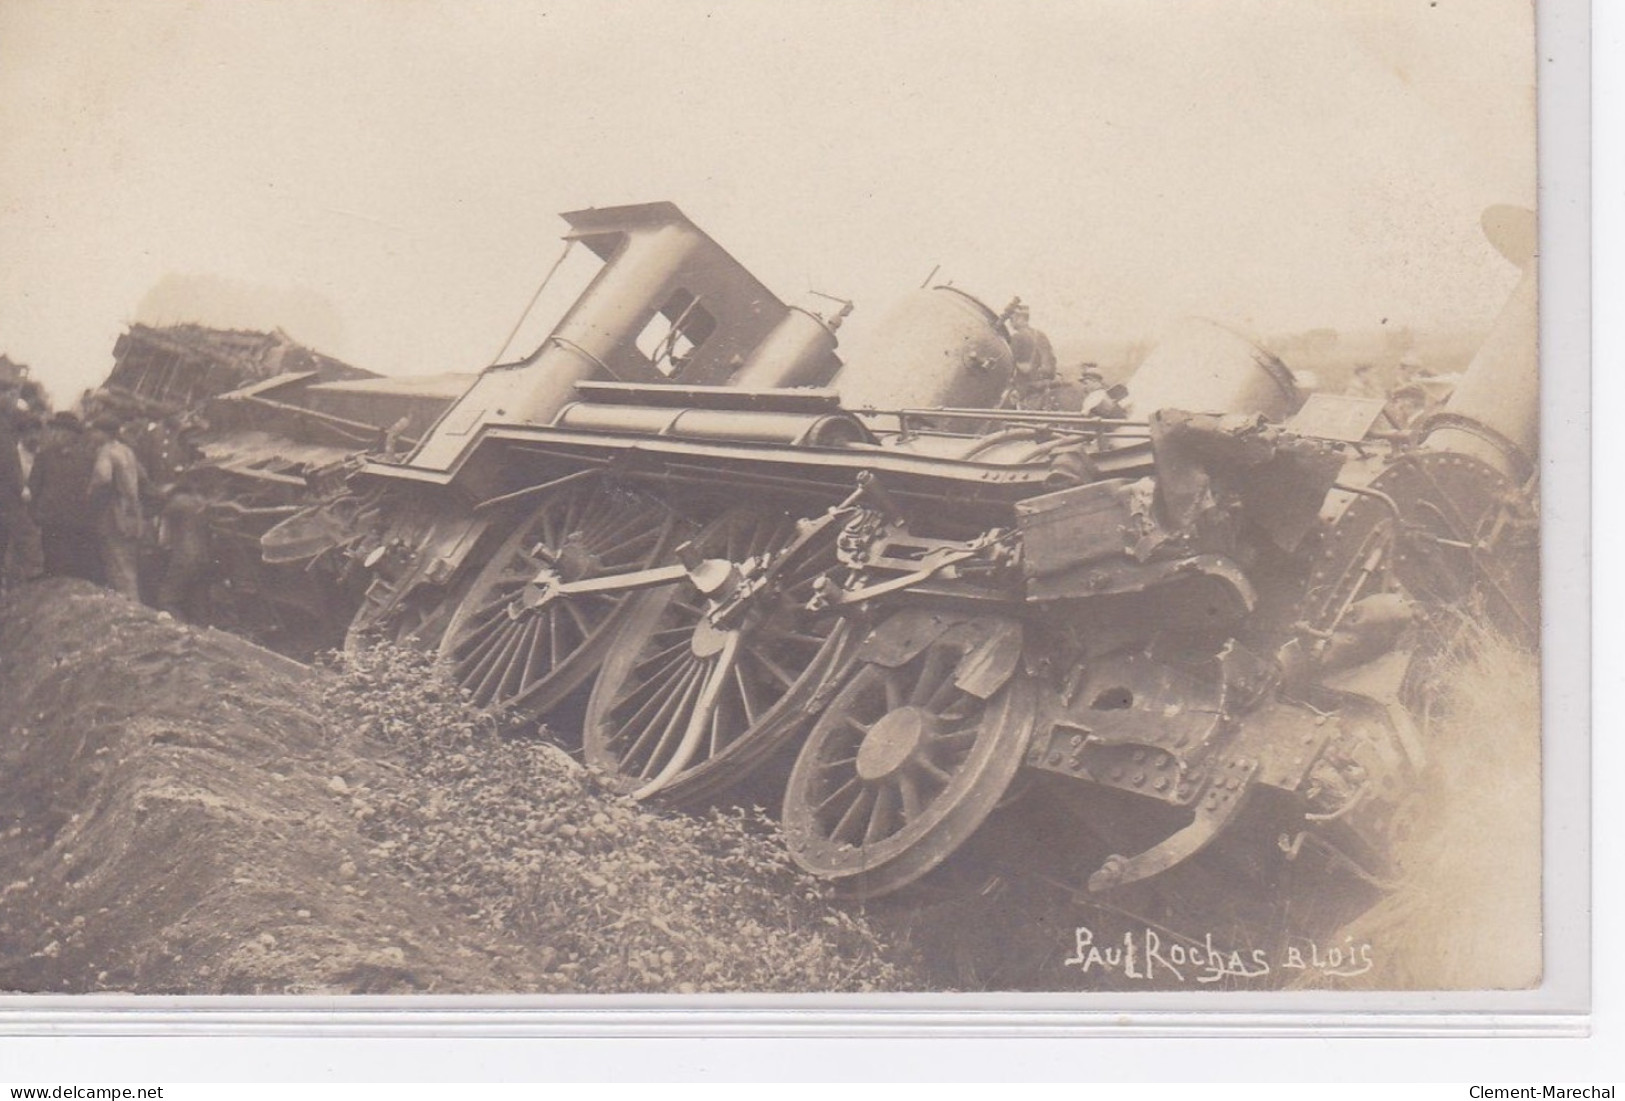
0 0 1536 405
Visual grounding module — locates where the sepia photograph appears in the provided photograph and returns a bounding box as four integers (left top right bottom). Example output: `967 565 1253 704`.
0 0 1552 1007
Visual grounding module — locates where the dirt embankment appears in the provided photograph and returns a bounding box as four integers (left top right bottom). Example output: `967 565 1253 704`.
0 580 911 994
0 579 1543 995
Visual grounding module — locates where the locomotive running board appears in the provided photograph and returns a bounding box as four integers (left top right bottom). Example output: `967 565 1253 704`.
571 380 844 412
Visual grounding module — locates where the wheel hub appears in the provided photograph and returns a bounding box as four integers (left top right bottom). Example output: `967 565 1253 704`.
689 618 734 659
856 705 937 782
517 568 562 613
553 537 602 582
514 537 606 613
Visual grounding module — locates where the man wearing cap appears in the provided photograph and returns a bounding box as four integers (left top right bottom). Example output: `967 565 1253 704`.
1077 365 1129 419
1005 301 1058 407
1383 383 1430 434
88 413 149 601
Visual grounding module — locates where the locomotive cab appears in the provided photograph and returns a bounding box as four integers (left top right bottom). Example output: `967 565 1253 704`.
401 201 843 478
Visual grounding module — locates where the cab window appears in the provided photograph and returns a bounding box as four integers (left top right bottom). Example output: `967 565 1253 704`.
636 289 717 376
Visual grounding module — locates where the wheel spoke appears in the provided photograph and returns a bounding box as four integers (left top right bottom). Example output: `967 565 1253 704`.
707 693 727 757
731 663 761 728
451 611 509 668
814 774 862 814
646 625 694 650
931 725 979 753
616 661 702 763
538 505 560 549
884 672 905 712
925 673 962 712
562 596 596 636
523 613 558 683
636 630 742 796
611 668 694 754
468 618 530 705
632 636 691 673
553 600 589 651
546 606 563 667
600 526 663 562
909 645 953 706
671 594 706 619
915 757 954 788
897 771 925 822
850 683 890 728
749 648 798 690
559 490 585 540
458 594 513 639
614 654 692 721
830 786 876 845
864 783 899 845
581 502 642 541
590 517 659 558
761 519 793 558
635 663 708 780
462 585 521 620
497 618 542 701
775 628 833 649
612 646 693 719
457 610 522 687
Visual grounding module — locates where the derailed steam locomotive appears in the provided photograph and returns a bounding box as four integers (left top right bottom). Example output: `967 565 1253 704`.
245 200 1538 901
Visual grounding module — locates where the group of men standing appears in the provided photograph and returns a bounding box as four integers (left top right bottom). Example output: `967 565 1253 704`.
1002 301 1129 418
1 393 153 603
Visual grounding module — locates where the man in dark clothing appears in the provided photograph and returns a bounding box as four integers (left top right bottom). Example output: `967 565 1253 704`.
1005 302 1058 406
154 485 212 620
0 395 33 588
29 411 103 581
9 410 46 583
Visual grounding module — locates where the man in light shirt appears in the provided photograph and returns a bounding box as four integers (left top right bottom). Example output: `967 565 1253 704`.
88 413 149 601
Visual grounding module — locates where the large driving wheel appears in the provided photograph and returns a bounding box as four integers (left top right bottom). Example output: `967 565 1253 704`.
782 621 1036 898
438 478 677 716
582 507 853 805
1370 451 1538 643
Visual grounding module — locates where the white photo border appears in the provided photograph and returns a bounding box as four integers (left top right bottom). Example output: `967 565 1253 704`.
0 0 1600 1069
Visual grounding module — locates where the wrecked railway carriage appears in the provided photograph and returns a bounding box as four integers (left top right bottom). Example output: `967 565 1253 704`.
96 323 471 635
104 201 1538 902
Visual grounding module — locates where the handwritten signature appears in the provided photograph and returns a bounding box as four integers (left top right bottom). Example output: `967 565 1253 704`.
1062 925 1374 983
